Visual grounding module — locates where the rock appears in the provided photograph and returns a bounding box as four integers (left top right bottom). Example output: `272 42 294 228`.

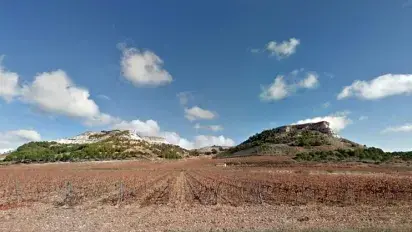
53 130 169 145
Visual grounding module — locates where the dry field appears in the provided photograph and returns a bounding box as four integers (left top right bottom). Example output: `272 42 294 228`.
1 156 412 231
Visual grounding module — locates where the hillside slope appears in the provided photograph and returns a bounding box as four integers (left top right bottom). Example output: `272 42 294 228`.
4 130 187 163
224 121 362 157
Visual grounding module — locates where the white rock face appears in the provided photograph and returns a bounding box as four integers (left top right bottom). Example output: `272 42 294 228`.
54 130 169 145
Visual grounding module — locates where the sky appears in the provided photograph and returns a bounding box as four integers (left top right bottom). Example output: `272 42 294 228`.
1 0 412 152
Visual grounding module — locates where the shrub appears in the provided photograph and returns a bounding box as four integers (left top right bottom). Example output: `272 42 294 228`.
294 147 393 163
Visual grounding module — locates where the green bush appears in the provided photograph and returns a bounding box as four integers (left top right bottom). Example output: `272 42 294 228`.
294 147 393 163
226 128 330 154
159 150 181 159
4 139 186 163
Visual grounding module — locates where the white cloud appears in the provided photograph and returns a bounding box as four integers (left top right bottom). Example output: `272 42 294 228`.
193 135 235 148
0 60 115 126
0 129 41 151
260 71 320 101
111 118 233 149
9 130 41 141
298 73 319 89
20 70 115 126
162 132 234 149
194 123 224 132
266 38 300 59
0 57 20 102
84 113 119 126
260 76 289 101
382 124 412 133
22 70 99 118
119 45 173 86
294 112 352 132
0 148 13 154
112 119 161 137
359 116 368 121
338 74 412 100
162 131 195 149
184 106 216 121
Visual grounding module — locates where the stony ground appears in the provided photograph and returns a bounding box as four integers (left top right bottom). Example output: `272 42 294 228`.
1 203 412 232
1 157 412 231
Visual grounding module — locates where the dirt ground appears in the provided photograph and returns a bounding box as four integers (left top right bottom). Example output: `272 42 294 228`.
1 156 412 231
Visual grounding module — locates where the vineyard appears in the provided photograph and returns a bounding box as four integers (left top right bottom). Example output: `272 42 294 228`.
2 158 412 210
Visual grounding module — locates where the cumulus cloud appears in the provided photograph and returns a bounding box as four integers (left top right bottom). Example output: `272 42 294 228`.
0 129 41 151
382 124 412 133
162 133 234 149
110 118 233 149
20 70 116 126
0 148 13 154
0 60 118 126
0 57 20 102
337 74 412 100
193 135 235 148
298 73 319 89
184 106 216 121
294 111 352 132
112 119 161 137
21 70 99 118
194 123 223 132
266 38 300 59
162 131 195 149
260 76 289 101
119 44 173 86
260 71 319 101
84 113 119 126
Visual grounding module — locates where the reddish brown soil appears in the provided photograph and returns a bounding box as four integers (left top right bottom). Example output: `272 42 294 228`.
1 157 412 231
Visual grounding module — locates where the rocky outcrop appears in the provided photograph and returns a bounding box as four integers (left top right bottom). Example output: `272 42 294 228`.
54 130 169 145
279 121 335 136
224 121 360 157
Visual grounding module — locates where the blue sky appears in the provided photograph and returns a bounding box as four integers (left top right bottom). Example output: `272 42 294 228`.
1 0 412 151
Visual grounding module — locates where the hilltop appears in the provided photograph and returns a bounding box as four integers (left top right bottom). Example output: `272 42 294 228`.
53 130 169 145
224 121 361 157
4 122 412 164
4 130 187 163
219 121 412 163
189 145 231 156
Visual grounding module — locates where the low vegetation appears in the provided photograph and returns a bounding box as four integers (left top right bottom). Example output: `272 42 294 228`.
4 139 185 163
294 147 412 163
225 125 355 156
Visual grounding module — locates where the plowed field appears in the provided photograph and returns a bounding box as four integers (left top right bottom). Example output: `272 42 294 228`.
1 156 412 231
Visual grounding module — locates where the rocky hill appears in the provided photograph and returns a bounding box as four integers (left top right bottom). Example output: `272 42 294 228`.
4 130 187 163
54 130 169 145
190 145 232 156
223 121 362 157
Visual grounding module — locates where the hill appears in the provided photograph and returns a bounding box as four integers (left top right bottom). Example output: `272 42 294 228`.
4 130 187 163
224 121 362 157
219 121 412 163
189 145 231 156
